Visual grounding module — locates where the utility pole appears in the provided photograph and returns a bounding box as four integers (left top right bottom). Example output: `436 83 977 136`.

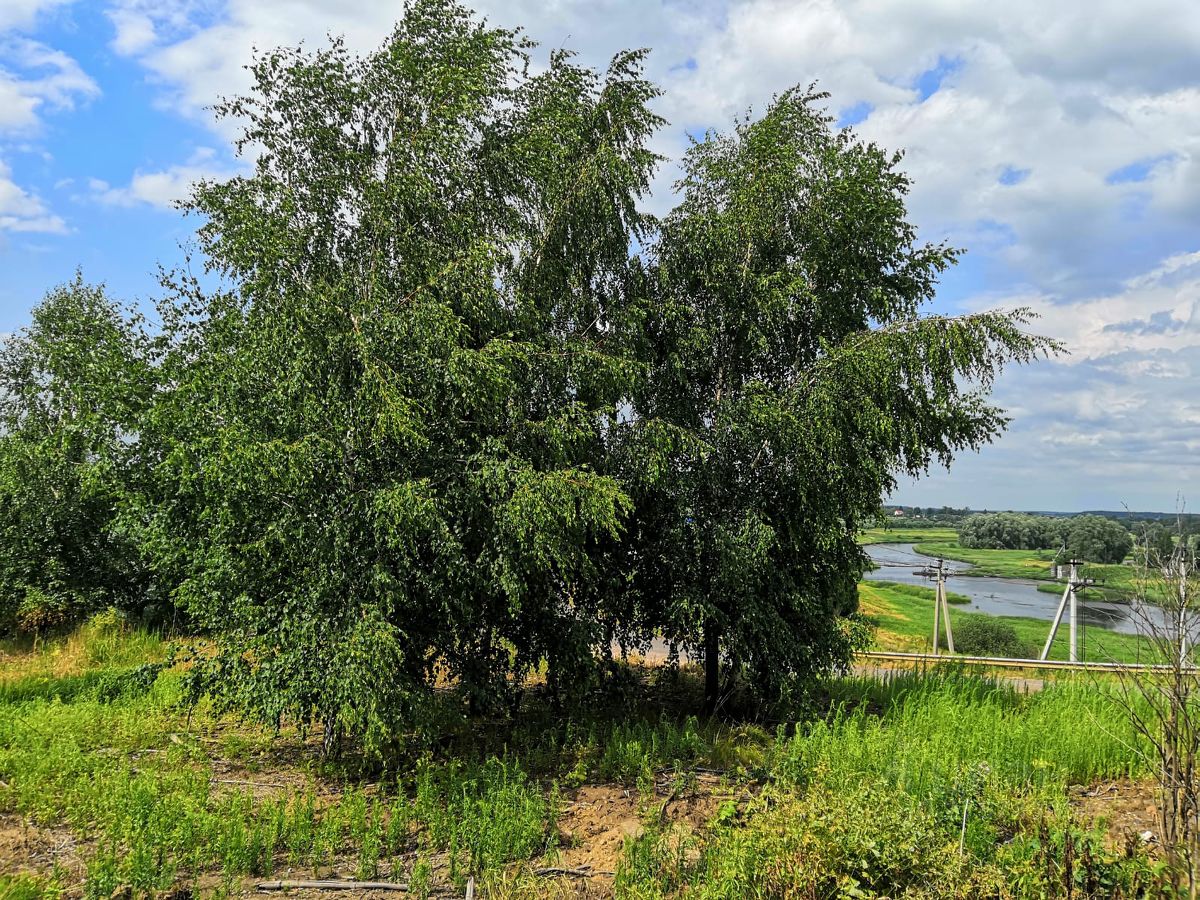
1040 559 1096 662
914 557 955 655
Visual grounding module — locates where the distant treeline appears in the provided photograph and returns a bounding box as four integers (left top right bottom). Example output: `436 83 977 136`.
887 505 974 523
956 512 1133 564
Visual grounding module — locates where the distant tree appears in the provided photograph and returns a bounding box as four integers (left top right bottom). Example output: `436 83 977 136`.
0 275 153 631
1144 523 1176 564
624 89 1059 711
957 512 1065 550
1066 514 1133 564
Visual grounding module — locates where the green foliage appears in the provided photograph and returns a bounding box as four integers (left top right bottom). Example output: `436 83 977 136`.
615 671 1161 897
958 512 1068 551
1065 514 1134 564
953 618 1036 659
0 276 153 632
617 775 1155 898
624 86 1060 706
0 874 60 900
3 3 1059 742
138 0 663 743
957 513 1133 565
594 716 709 784
414 758 559 878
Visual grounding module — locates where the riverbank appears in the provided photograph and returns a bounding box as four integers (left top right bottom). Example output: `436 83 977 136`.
911 540 1156 603
860 580 1151 663
859 526 957 545
863 525 1153 603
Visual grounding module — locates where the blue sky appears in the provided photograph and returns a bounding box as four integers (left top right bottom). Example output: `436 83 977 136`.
2 0 1200 512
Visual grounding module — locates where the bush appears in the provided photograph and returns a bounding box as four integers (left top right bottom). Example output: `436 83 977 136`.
953 618 1035 659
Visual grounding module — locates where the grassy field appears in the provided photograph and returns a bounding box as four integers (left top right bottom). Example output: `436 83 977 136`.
910 541 1057 580
859 526 958 545
860 580 1153 663
0 615 1171 897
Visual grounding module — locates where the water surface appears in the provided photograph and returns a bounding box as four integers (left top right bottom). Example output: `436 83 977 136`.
864 542 1154 635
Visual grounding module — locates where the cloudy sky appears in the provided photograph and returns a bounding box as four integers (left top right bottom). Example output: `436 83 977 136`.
2 0 1198 512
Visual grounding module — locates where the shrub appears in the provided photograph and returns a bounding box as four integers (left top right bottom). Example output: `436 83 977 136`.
953 618 1035 658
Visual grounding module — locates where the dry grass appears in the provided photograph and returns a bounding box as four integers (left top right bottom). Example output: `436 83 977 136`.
0 612 166 686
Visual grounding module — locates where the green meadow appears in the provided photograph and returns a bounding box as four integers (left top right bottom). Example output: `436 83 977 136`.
0 614 1171 898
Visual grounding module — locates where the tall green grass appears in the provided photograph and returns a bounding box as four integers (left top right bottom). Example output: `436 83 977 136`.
0 673 560 895
807 670 1146 792
618 670 1159 898
0 622 1167 897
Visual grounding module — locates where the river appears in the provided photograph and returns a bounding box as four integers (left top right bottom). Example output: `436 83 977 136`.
863 542 1155 636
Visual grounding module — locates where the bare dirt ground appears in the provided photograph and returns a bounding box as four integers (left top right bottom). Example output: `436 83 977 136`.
0 748 737 899
1071 778 1161 852
0 813 87 886
3 773 1164 898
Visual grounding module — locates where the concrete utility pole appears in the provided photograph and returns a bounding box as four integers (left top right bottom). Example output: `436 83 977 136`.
914 557 955 655
1040 559 1096 663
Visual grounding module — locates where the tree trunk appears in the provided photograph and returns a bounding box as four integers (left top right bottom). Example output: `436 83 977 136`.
703 620 720 716
322 718 341 759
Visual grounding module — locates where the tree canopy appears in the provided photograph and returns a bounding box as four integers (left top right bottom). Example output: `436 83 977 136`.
1064 514 1133 565
625 90 1058 708
0 275 153 632
958 512 1132 564
958 512 1067 551
0 0 1061 741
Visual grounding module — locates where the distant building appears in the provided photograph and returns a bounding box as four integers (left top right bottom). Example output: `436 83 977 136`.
892 508 905 517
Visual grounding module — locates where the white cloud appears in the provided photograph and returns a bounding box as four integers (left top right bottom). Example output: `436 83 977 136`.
105 0 209 57
975 251 1200 362
100 0 1200 298
892 341 1200 511
0 37 98 134
0 158 66 233
0 16 99 241
90 146 239 209
896 249 1200 509
0 0 74 32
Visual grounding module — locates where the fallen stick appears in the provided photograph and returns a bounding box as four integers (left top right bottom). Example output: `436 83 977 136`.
534 867 615 878
256 880 409 892
215 778 290 789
